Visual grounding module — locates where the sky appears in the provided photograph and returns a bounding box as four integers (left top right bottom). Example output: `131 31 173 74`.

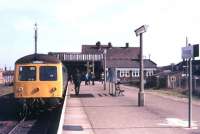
0 0 200 69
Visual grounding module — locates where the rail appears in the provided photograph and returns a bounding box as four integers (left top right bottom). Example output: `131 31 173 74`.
8 117 26 134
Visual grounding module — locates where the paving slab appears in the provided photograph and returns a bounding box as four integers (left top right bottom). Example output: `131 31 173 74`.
62 82 200 134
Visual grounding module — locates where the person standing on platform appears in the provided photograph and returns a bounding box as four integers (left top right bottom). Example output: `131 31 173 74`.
85 72 89 85
73 69 81 95
101 72 104 84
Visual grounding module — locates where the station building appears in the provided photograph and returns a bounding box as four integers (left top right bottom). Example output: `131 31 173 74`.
49 42 157 81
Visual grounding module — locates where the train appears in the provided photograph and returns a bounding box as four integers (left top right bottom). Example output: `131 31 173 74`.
13 53 68 117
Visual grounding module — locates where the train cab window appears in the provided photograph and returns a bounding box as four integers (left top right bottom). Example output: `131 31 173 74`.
40 66 57 81
19 66 36 81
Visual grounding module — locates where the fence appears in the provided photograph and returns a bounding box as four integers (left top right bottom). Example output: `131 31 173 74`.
146 75 200 95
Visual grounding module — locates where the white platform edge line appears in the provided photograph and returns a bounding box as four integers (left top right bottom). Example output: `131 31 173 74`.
57 86 69 134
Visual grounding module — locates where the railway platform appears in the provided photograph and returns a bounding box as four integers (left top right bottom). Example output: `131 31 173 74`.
60 82 200 134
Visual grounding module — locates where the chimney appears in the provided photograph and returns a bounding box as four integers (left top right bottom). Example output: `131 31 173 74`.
108 42 112 48
125 42 129 48
148 54 151 60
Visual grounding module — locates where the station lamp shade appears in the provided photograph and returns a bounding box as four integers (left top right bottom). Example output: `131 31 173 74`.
134 25 148 36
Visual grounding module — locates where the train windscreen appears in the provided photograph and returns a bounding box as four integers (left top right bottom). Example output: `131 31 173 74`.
39 66 57 81
19 66 36 81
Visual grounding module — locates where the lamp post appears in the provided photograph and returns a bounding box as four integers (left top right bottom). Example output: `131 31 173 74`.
135 25 148 106
104 49 107 90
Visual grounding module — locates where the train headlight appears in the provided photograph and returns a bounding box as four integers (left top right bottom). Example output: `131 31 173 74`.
50 87 57 93
17 87 23 92
32 88 39 94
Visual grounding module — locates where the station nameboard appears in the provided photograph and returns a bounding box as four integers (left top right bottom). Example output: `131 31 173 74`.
182 46 193 59
182 44 199 59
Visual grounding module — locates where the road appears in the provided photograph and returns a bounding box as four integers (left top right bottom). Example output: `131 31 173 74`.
63 82 200 134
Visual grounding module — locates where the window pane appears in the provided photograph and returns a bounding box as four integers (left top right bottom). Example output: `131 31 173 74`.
19 66 36 81
40 66 57 81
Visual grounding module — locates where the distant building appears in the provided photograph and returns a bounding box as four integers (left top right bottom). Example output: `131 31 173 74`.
154 60 200 95
82 42 157 81
49 42 157 82
158 60 200 76
0 68 3 84
3 70 14 86
176 60 200 76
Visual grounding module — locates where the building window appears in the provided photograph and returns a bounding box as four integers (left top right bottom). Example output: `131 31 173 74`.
146 72 149 77
120 72 124 77
136 72 139 77
132 70 139 77
134 72 136 77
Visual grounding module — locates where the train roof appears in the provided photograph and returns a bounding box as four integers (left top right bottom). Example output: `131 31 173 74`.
15 53 61 64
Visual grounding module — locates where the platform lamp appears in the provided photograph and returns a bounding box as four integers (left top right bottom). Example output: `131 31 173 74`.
104 49 107 90
134 25 148 106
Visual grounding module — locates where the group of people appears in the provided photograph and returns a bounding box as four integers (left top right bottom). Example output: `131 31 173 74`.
69 69 96 96
85 72 95 85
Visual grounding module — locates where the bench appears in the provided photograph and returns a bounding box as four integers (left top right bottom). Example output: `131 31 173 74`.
115 82 124 96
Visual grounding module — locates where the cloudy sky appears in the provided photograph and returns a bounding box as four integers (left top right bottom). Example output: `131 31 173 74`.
0 0 200 69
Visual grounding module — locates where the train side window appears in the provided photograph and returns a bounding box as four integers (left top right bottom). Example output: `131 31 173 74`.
19 66 36 81
40 66 57 81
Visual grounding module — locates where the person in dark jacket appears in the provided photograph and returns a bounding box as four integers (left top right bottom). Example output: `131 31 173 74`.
73 69 82 95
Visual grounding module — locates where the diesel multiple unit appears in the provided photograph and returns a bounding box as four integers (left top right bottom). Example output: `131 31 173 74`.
13 53 68 117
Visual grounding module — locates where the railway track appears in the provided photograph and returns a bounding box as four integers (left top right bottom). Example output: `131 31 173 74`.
4 107 62 134
7 117 26 134
0 93 63 134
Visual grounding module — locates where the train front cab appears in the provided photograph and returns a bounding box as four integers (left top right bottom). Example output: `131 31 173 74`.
14 63 64 99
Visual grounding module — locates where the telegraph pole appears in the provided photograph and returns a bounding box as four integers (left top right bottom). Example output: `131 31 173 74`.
34 23 38 54
188 57 192 128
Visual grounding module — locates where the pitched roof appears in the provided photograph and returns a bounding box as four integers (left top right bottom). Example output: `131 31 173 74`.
106 47 140 60
82 45 107 54
107 59 134 68
82 45 140 60
107 59 157 68
143 59 157 68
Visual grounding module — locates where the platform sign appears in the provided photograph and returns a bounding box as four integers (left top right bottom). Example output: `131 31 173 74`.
182 44 199 59
193 44 199 57
182 46 193 59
